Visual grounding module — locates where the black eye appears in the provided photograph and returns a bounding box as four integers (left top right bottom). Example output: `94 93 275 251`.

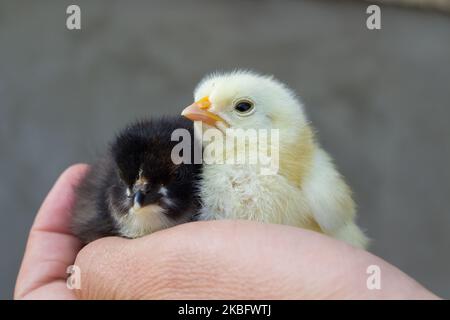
234 101 254 114
174 166 186 181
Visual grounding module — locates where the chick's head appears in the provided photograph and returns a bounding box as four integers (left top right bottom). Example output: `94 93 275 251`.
182 70 308 137
108 119 200 237
182 70 315 183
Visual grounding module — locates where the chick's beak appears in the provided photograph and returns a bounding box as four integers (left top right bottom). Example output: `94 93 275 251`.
181 96 228 128
133 190 145 209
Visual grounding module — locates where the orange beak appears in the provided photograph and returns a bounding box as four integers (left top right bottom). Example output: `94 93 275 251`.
181 96 228 128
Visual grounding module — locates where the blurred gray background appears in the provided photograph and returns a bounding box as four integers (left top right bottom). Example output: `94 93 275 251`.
1 0 449 299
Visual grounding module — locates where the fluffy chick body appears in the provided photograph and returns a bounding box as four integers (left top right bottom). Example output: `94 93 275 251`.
183 71 368 248
72 117 201 243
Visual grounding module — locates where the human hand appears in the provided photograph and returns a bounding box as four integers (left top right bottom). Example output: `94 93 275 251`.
14 164 89 299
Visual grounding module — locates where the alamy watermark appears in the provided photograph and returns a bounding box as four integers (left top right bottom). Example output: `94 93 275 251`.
366 5 381 30
67 4 381 31
66 5 81 30
366 264 381 290
170 122 280 175
66 263 382 291
66 265 81 289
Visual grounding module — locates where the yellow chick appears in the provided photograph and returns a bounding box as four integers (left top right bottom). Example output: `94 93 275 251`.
182 70 368 248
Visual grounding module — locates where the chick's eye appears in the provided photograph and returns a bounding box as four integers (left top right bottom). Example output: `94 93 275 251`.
174 168 185 181
234 101 254 115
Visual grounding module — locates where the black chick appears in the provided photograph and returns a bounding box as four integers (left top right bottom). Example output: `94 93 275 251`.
72 117 201 243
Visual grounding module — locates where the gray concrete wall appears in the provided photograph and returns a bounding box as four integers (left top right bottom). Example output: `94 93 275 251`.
1 0 449 299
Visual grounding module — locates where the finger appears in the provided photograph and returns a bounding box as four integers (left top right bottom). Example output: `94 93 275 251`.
74 221 354 299
15 164 90 299
74 220 437 299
